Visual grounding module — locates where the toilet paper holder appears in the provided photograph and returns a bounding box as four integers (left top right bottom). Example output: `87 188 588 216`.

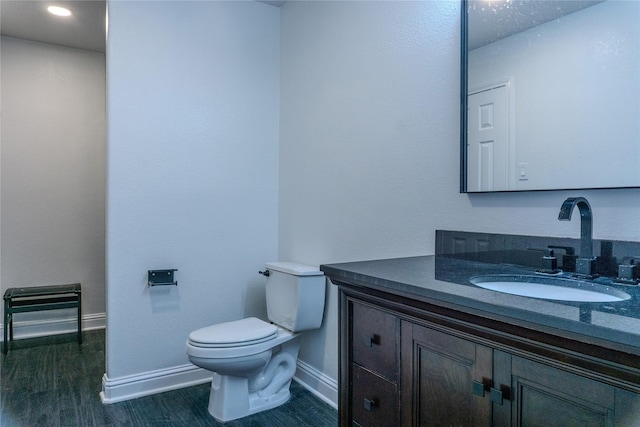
148 269 178 287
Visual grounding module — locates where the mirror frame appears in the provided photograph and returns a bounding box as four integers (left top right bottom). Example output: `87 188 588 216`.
459 0 639 194
460 0 468 193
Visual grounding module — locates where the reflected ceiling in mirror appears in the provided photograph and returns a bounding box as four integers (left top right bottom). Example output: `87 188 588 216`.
462 0 640 192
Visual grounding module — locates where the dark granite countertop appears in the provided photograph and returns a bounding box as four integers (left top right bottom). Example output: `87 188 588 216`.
320 255 640 360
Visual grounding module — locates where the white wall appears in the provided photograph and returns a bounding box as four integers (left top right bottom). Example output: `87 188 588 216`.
1 36 106 333
469 0 640 190
279 0 462 388
279 0 640 397
104 0 279 398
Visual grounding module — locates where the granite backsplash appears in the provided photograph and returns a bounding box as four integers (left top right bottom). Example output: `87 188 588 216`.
436 230 640 280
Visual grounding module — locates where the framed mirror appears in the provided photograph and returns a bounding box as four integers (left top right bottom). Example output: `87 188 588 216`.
461 0 640 193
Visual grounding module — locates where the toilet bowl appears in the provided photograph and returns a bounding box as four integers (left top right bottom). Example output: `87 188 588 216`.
187 317 301 422
186 262 326 422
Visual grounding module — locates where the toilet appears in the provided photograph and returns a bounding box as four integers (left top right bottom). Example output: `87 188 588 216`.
186 262 326 422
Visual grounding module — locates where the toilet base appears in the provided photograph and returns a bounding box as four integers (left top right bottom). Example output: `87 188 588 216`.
208 374 293 422
206 336 301 422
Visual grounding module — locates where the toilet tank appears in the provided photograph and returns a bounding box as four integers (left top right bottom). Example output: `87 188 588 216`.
264 262 326 332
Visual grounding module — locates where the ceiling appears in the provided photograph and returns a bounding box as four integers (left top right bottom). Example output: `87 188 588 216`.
2 0 603 56
468 0 605 50
1 0 106 52
0 0 287 54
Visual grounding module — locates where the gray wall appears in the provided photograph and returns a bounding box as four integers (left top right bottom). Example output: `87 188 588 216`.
1 36 106 334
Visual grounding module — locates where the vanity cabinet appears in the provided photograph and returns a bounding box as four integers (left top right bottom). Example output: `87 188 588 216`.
339 286 640 427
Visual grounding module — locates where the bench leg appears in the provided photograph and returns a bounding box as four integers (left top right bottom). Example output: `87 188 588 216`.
77 292 82 345
3 301 9 355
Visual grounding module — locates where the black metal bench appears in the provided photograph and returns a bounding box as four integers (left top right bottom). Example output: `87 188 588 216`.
3 283 82 354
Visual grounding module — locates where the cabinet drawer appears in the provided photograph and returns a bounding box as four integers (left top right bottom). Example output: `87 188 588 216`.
351 302 398 381
352 363 397 427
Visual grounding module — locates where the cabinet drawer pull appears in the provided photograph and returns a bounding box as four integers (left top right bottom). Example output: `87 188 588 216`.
365 334 380 347
472 379 486 397
363 397 376 411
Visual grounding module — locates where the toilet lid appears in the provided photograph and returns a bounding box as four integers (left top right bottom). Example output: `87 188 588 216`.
188 317 278 348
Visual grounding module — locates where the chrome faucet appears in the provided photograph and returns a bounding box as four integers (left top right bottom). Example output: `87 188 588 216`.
558 197 594 275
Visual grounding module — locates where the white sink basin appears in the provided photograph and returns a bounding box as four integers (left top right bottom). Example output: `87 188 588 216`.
469 274 631 302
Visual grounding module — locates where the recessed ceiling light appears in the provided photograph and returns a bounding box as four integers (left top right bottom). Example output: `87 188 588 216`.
48 6 72 17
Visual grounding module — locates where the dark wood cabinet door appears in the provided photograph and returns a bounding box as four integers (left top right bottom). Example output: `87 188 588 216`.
401 321 493 427
511 355 615 427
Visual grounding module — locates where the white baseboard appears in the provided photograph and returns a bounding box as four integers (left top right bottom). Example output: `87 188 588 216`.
100 364 213 404
0 312 106 341
294 359 338 410
100 358 338 409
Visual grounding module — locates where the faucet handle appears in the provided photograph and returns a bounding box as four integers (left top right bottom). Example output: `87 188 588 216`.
548 245 577 272
527 247 554 257
576 258 597 277
548 245 575 256
527 248 559 273
617 257 640 282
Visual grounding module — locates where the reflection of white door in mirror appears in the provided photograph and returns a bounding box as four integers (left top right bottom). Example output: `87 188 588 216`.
467 83 509 191
464 0 640 192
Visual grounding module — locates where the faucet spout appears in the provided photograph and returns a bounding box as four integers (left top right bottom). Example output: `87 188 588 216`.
558 197 594 274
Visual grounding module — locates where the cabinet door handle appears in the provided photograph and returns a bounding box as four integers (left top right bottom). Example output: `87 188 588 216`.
363 397 376 411
365 334 380 347
473 379 509 404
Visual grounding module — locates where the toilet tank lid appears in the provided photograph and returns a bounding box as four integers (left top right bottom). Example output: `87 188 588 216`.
265 262 324 276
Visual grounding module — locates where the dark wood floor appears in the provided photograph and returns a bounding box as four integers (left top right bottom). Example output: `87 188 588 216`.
0 330 337 426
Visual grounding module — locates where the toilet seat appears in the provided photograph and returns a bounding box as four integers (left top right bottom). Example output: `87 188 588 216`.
188 317 278 348
187 321 296 359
